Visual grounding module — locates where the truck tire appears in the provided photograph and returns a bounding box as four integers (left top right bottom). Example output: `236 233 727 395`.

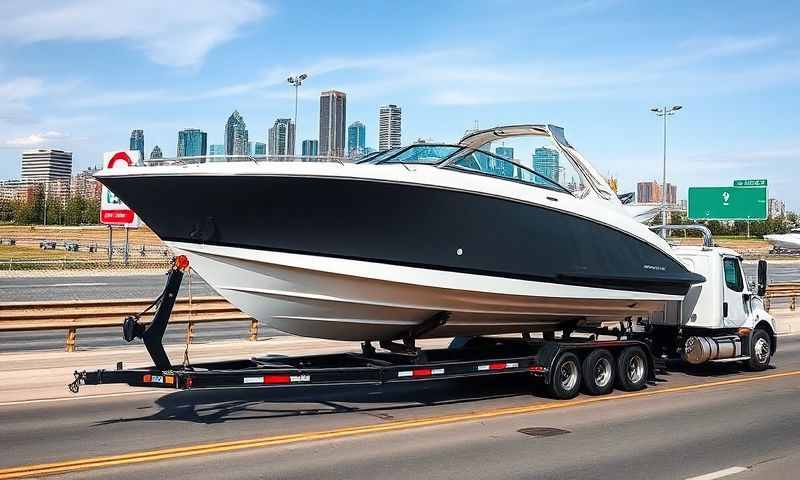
616 347 648 392
746 329 772 371
547 352 581 399
581 349 615 395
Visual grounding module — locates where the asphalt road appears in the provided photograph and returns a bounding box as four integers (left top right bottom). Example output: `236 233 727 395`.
1 335 799 479
0 273 285 352
0 262 797 352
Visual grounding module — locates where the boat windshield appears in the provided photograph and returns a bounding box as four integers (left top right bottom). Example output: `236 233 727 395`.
380 145 461 165
446 149 572 195
356 148 401 164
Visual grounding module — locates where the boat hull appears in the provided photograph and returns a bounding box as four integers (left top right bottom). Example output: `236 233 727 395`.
170 241 677 341
97 166 704 341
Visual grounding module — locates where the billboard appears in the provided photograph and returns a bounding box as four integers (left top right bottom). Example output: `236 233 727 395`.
687 186 767 220
100 151 141 228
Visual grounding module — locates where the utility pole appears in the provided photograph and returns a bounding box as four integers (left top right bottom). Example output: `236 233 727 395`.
287 74 308 154
650 105 683 237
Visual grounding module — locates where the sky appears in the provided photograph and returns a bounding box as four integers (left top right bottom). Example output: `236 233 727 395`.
0 0 799 207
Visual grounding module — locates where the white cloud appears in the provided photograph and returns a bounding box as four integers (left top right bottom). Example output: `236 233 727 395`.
5 131 68 146
0 0 268 67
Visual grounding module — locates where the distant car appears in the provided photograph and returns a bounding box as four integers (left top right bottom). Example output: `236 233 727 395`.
39 240 57 250
64 241 80 252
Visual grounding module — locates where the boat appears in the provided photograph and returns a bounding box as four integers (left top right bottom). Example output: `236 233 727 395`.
764 229 800 252
94 124 705 342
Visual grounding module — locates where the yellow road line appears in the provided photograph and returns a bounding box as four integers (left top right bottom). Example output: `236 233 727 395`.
2 369 799 479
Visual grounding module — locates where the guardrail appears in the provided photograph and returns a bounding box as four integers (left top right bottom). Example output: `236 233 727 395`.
0 258 173 271
764 283 800 312
0 296 257 351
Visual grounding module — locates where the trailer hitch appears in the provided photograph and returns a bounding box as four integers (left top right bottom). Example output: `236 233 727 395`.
121 256 189 370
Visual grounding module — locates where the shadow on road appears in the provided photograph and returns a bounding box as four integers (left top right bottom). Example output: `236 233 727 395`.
94 374 543 426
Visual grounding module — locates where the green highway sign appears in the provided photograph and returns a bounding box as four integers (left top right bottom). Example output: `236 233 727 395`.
688 186 767 220
733 179 767 187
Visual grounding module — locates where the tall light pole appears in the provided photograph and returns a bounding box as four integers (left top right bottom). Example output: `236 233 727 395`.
650 105 682 235
287 74 308 154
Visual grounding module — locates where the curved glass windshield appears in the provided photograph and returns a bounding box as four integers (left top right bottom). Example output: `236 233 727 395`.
382 145 461 165
448 149 572 195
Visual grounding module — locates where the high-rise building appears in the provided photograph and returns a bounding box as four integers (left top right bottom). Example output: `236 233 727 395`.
636 181 677 204
768 198 786 218
252 142 267 155
302 139 319 156
21 149 73 182
129 129 144 164
637 181 661 203
209 144 225 156
666 183 677 205
347 121 366 156
268 118 296 156
177 129 207 158
319 90 346 157
378 104 402 151
532 147 560 184
70 166 102 201
150 145 163 160
225 110 249 156
495 146 514 160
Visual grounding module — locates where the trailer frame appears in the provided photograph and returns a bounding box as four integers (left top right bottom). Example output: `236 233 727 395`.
71 257 658 399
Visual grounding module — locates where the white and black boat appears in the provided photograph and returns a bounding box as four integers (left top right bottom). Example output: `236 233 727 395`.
764 229 800 252
95 124 704 341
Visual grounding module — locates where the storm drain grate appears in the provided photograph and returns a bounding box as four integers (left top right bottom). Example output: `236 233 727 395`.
517 427 570 437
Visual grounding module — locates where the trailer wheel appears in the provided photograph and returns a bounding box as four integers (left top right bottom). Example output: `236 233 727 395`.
616 347 648 392
547 352 581 399
581 349 615 395
746 329 772 371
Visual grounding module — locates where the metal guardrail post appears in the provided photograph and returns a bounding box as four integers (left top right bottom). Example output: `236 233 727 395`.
186 322 194 345
792 296 796 311
66 328 76 352
249 320 259 341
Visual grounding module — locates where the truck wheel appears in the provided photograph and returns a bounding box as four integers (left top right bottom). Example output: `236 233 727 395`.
746 329 772 371
616 347 648 391
547 352 581 399
581 349 615 395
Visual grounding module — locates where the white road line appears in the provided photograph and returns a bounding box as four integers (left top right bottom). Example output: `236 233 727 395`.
685 466 749 480
0 282 111 289
0 390 163 407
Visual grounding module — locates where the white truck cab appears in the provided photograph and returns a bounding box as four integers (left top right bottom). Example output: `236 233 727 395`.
647 226 776 371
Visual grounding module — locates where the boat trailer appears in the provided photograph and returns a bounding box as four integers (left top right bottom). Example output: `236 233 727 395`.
70 257 657 399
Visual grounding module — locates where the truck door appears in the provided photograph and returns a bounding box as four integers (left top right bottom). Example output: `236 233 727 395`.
722 256 748 327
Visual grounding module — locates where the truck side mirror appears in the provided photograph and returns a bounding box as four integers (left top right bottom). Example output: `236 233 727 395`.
757 259 768 297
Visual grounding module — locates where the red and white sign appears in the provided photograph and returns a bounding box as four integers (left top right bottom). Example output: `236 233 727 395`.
100 150 141 228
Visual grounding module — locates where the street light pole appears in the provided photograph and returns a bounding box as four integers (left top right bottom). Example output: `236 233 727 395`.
650 105 682 237
287 74 308 155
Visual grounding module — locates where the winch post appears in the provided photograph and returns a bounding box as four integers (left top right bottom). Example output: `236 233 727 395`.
143 267 183 370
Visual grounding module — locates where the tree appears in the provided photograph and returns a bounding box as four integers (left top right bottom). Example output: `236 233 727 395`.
45 196 63 225
63 195 86 226
81 197 100 225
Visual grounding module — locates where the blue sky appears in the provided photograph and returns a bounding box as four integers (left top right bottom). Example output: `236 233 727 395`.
1 0 799 207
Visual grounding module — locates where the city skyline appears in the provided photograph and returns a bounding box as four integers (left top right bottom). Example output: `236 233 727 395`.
1 2 799 207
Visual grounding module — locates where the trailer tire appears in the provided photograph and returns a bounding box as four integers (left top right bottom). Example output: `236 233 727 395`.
581 349 615 395
746 329 772 371
616 347 648 392
547 352 581 399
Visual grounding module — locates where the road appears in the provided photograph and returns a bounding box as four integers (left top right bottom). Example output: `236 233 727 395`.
0 273 286 352
0 261 797 303
1 335 799 479
0 262 797 352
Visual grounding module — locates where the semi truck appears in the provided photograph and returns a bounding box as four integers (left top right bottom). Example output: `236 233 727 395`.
71 226 776 400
